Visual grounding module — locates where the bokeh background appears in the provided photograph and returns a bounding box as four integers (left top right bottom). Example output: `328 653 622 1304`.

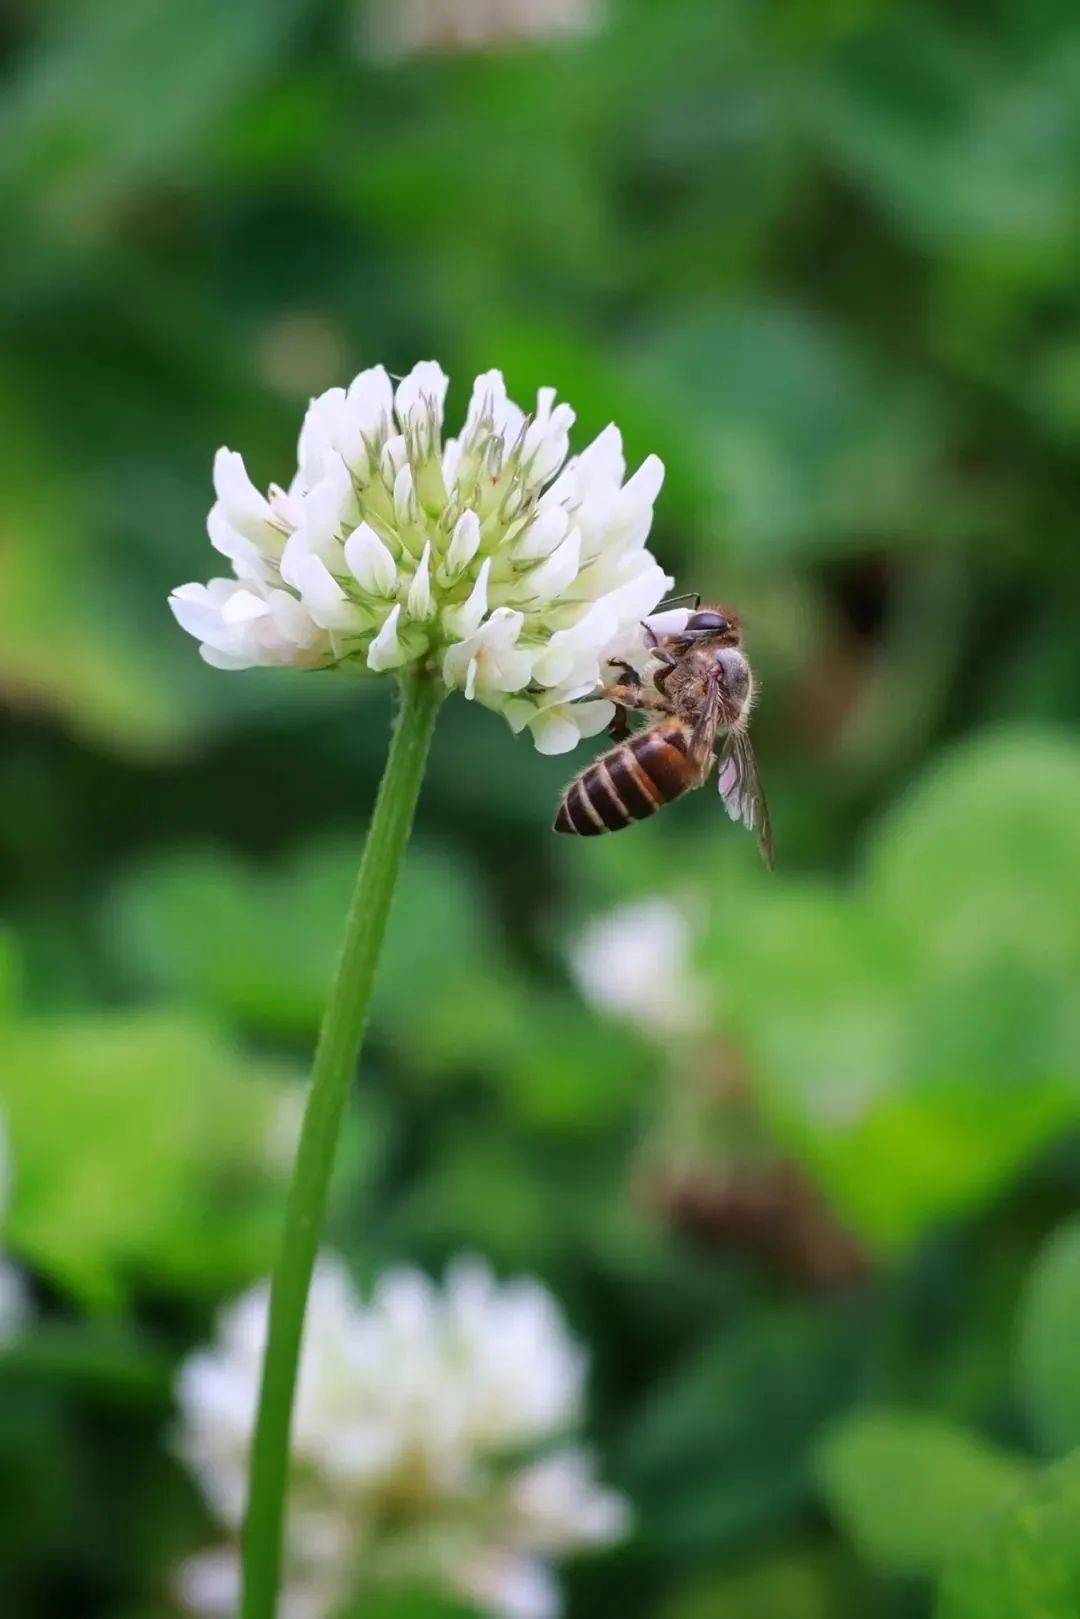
2 0 1080 1615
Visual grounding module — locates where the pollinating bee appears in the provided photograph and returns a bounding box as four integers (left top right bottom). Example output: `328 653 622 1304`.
553 603 774 866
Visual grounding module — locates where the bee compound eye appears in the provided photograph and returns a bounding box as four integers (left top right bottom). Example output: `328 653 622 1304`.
687 611 728 633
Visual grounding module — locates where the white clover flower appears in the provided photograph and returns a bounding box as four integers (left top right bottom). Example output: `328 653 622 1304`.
170 363 670 755
569 897 705 1038
175 1255 627 1619
366 0 605 59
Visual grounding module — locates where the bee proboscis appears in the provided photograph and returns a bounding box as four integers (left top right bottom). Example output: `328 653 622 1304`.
553 604 774 866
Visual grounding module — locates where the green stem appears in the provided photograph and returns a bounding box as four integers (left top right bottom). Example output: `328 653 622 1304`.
241 669 442 1619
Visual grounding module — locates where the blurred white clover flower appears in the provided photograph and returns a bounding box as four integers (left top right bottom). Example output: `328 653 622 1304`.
366 0 605 59
175 1255 628 1619
169 362 670 755
0 1113 27 1342
568 897 705 1039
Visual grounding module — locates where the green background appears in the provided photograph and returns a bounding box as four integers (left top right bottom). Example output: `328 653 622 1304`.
1 1 1079 1615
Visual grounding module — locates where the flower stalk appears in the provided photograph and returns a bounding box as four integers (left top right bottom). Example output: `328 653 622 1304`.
241 668 442 1619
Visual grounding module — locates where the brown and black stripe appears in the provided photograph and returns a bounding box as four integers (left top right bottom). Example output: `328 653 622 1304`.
554 719 694 835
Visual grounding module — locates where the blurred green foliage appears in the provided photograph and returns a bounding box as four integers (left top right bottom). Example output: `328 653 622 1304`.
1 0 1079 1616
3 1002 293 1309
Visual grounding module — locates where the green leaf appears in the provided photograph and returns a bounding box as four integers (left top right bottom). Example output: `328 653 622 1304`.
0 0 311 213
698 728 1080 1251
106 837 509 1052
817 1411 1030 1575
866 728 1080 972
622 1301 866 1555
0 376 190 756
3 1011 295 1308
630 303 948 561
937 1450 1080 1619
662 1545 851 1619
815 14 1080 269
0 932 21 1024
105 844 340 1036
1017 1218 1080 1456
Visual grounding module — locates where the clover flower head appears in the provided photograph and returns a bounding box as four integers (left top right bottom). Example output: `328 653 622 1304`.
569 897 705 1038
169 362 670 754
366 0 605 59
175 1254 628 1619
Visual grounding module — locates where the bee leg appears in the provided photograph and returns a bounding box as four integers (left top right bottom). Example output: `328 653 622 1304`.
653 657 678 693
604 669 639 739
601 677 659 737
601 681 667 712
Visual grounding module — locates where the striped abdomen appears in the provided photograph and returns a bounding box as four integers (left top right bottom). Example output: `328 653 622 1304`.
554 720 693 836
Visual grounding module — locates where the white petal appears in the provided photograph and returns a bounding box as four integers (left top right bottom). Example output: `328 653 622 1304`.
207 505 273 578
296 388 347 490
220 589 269 626
604 453 666 552
514 505 569 562
520 528 581 605
303 461 355 550
576 422 625 485
366 603 407 671
380 433 408 482
268 483 303 529
524 401 575 485
450 1552 560 1619
393 464 417 526
199 643 259 671
442 436 463 490
344 523 397 596
486 647 535 694
279 529 313 590
530 601 618 688
564 698 615 740
406 543 435 620
530 708 597 755
510 1448 631 1550
169 582 232 645
463 368 525 444
622 452 665 507
601 561 671 624
212 449 276 544
443 557 491 639
177 1548 242 1617
444 509 481 575
294 556 364 632
464 368 507 434
394 361 449 430
266 589 318 647
442 607 531 697
346 364 393 430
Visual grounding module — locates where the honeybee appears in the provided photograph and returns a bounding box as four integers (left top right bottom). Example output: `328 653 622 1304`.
648 1164 869 1291
553 604 774 866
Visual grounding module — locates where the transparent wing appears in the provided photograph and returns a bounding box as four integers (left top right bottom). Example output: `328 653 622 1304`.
716 729 775 868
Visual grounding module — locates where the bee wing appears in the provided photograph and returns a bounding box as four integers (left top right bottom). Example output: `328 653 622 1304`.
716 729 775 868
687 677 723 775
